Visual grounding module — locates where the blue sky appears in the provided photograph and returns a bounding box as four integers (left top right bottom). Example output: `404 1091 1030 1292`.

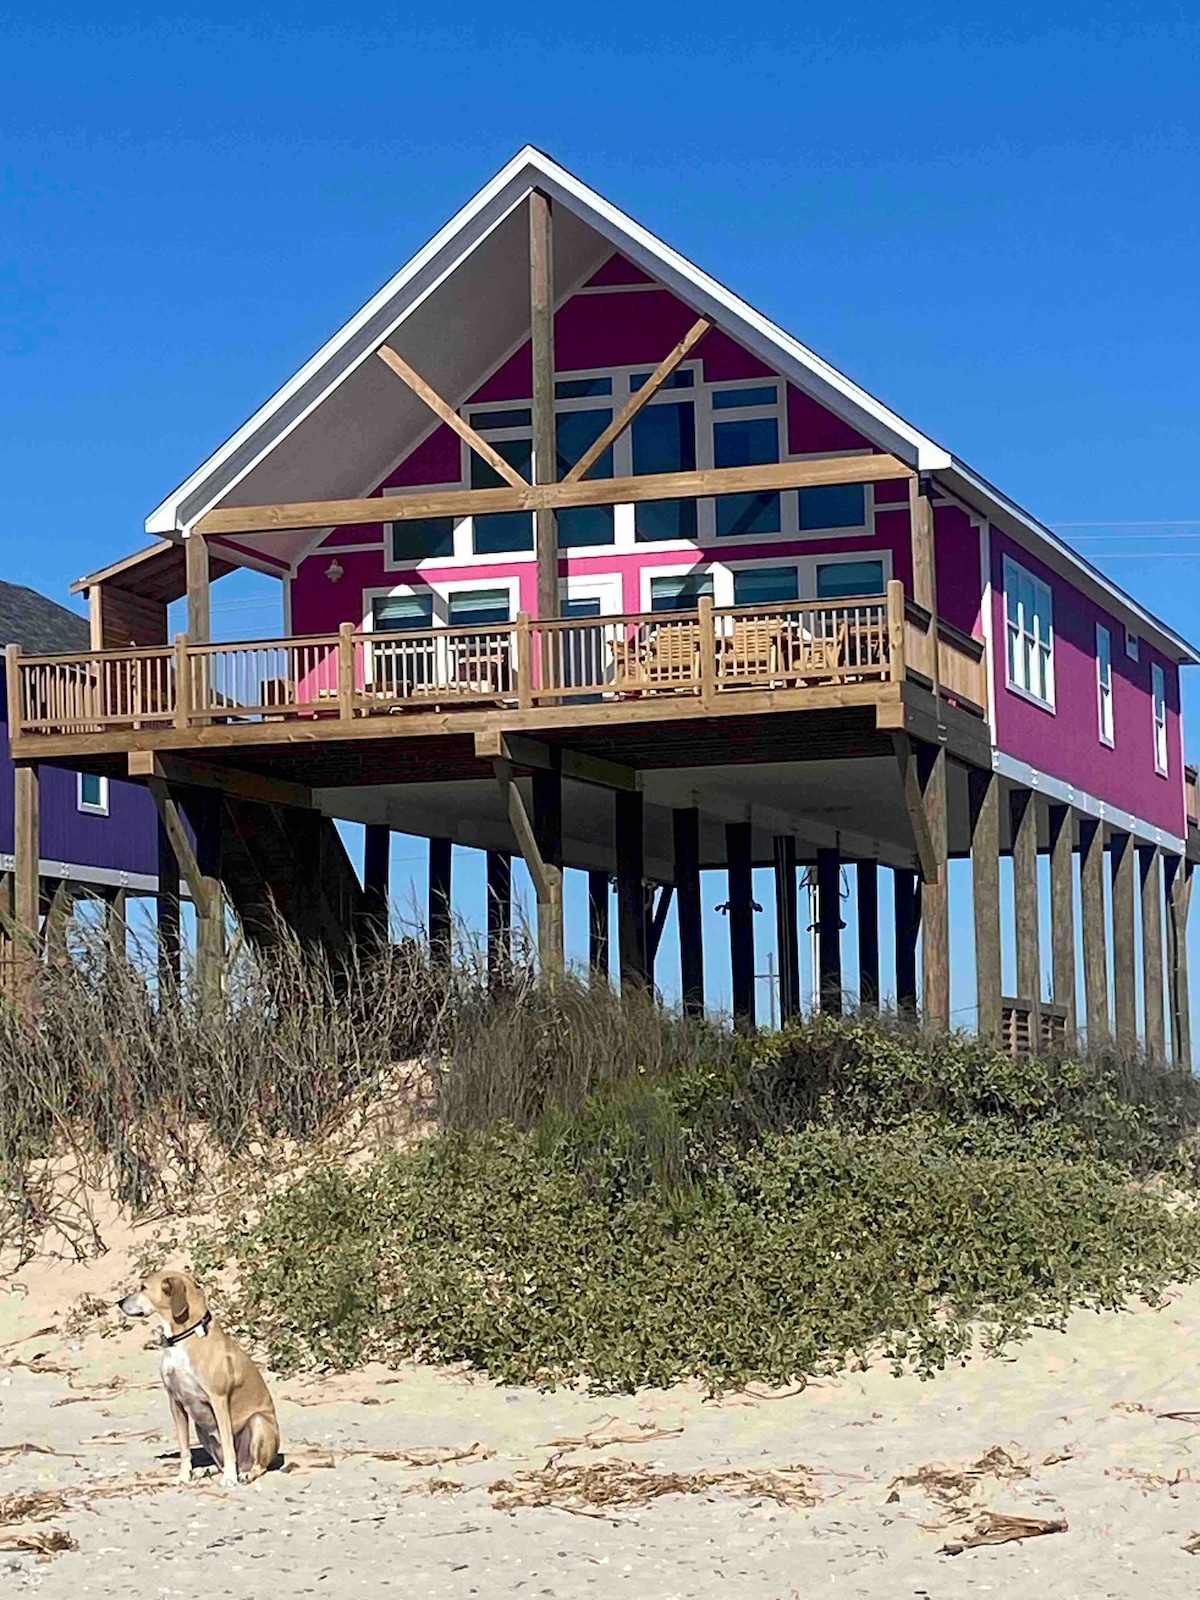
4 4 1200 1016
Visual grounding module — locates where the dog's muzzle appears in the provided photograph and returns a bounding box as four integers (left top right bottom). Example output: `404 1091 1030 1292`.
117 1291 148 1317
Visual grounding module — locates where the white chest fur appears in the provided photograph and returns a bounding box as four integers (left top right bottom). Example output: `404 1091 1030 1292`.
161 1341 217 1427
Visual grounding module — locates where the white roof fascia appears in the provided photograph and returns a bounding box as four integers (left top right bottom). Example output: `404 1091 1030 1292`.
941 459 1200 666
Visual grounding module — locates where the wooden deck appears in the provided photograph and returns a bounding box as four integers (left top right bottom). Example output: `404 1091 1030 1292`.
7 582 987 763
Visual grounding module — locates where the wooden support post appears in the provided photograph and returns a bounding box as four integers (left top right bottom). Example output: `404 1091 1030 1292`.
856 860 880 1009
919 745 949 1030
1010 788 1040 1009
1079 818 1110 1049
157 813 181 993
969 769 1002 1042
615 789 647 990
487 850 513 984
531 762 563 973
150 781 222 1003
361 823 390 942
673 807 703 1015
1048 804 1077 1043
648 885 674 970
185 533 210 644
1139 844 1166 1062
773 836 800 1022
529 190 558 622
13 762 39 1002
726 822 755 1030
894 868 920 1014
909 479 939 692
337 621 355 721
814 847 843 1015
1166 854 1193 1068
428 837 453 966
495 760 563 975
587 869 609 986
1110 829 1137 1053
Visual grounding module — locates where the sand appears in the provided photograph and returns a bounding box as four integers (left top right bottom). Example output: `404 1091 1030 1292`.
3 1209 1200 1598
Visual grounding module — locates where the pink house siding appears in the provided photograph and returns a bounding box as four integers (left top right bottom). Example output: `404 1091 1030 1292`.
989 529 1184 837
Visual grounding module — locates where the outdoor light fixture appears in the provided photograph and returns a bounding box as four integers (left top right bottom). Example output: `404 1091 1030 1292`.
325 558 344 584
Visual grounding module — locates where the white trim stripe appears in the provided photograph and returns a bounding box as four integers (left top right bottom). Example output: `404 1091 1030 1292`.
989 751 1186 855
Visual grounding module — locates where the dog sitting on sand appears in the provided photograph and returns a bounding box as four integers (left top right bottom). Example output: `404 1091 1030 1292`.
118 1269 280 1487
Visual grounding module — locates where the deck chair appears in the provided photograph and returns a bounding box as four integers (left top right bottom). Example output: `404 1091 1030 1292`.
718 618 780 686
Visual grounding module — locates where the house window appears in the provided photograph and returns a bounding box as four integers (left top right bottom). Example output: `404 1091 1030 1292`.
798 482 866 532
1003 556 1054 707
1096 624 1114 746
712 385 778 410
815 558 885 599
633 402 696 541
77 772 109 816
447 588 511 627
469 415 534 554
372 592 434 631
630 368 694 392
713 415 780 538
556 377 611 399
390 517 455 563
1152 663 1168 773
555 408 615 548
733 566 798 606
649 573 714 611
1125 628 1140 661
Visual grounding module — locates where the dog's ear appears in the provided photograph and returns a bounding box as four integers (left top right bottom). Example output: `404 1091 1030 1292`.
162 1275 189 1325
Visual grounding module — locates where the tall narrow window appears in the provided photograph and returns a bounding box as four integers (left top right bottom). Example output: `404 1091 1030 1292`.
555 408 615 548
632 402 696 541
1096 624 1114 745
1152 662 1168 773
1003 556 1055 707
713 415 780 537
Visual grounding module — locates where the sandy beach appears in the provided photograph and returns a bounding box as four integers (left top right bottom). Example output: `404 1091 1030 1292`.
3 1214 1200 1600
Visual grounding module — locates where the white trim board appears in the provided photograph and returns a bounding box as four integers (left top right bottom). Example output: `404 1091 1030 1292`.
141 145 1199 668
0 857 160 894
989 751 1186 855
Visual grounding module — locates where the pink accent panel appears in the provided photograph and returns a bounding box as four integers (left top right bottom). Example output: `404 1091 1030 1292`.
787 386 873 454
934 505 983 638
990 529 1184 836
586 253 655 286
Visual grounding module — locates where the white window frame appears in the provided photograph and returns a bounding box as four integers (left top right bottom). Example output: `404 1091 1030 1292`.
76 772 109 816
639 549 892 611
1152 662 1168 775
363 574 522 632
1096 623 1114 747
1125 627 1140 661
1003 555 1055 710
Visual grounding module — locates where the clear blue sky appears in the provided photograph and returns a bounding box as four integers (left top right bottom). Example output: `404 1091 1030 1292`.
4 5 1200 1018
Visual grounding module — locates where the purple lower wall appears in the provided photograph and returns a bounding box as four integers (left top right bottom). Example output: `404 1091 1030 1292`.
989 530 1185 838
0 666 159 880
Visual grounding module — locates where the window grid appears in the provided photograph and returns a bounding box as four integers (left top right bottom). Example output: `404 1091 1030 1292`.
1152 663 1168 774
1003 556 1055 709
1096 623 1114 746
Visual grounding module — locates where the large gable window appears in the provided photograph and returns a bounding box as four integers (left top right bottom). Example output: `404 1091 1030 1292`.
556 407 615 548
632 401 696 542
1004 556 1054 708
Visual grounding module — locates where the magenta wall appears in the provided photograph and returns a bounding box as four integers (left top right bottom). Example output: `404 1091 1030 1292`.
990 529 1185 836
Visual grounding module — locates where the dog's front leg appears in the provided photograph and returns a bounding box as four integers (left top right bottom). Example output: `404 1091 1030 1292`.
170 1395 192 1484
211 1391 239 1488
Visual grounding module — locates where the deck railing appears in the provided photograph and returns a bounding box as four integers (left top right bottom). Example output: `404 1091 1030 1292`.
7 581 989 739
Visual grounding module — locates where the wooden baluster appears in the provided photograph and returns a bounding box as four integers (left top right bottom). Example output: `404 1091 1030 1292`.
698 595 716 709
516 611 533 708
173 634 190 730
338 623 355 721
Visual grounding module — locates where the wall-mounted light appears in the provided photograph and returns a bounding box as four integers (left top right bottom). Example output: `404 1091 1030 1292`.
325 558 344 584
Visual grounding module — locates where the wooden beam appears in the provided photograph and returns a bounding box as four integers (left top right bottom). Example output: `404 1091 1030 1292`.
474 730 637 792
815 846 843 1016
361 823 390 941
129 750 313 810
587 868 608 985
891 732 939 884
615 789 647 990
493 757 563 973
1110 830 1136 1052
774 835 801 1021
44 879 74 966
726 822 755 1029
1010 788 1040 1008
194 453 915 535
376 346 530 491
530 190 558 621
894 868 920 1014
562 317 712 485
648 883 674 966
856 860 880 1009
919 746 949 1029
185 533 210 644
157 812 181 992
1166 854 1192 1068
969 769 1001 1042
1139 844 1166 1062
428 837 452 965
148 778 223 1001
532 762 563 889
674 807 703 1015
1048 804 1077 1043
13 763 39 1001
1079 817 1109 1048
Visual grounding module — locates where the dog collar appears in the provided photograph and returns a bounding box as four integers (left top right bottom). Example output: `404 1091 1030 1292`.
160 1311 212 1348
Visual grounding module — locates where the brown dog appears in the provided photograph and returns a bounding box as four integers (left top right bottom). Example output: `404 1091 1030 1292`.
118 1270 279 1487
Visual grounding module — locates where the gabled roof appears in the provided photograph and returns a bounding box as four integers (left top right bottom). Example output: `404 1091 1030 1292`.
0 580 88 654
145 146 1199 666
